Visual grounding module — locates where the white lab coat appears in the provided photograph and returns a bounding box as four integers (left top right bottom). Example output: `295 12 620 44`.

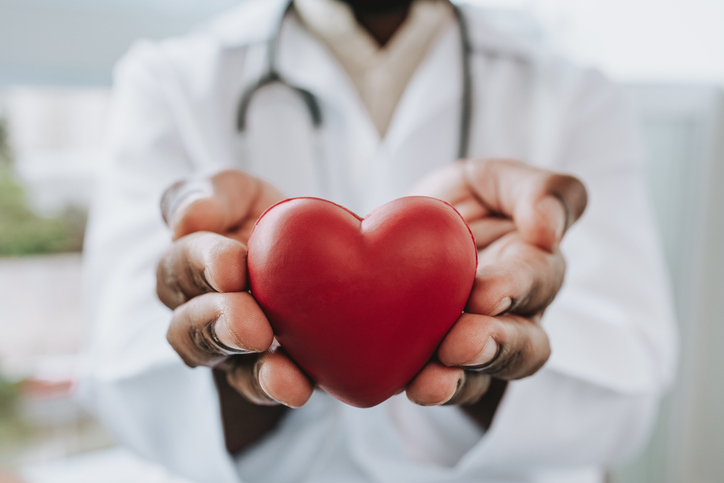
79 0 678 482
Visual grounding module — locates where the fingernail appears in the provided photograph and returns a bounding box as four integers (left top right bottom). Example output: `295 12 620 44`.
489 297 512 316
464 336 498 368
413 391 456 407
257 378 285 406
211 315 255 354
203 267 221 292
161 180 213 227
537 196 566 243
412 373 464 407
256 362 294 408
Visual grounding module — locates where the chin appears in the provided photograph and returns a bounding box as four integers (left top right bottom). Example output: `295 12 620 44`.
339 0 414 14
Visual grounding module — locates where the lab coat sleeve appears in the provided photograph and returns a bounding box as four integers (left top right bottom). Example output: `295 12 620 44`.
458 70 678 471
77 43 241 483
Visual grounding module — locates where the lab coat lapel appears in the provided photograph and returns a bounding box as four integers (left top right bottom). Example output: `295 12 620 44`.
275 15 363 122
209 0 288 47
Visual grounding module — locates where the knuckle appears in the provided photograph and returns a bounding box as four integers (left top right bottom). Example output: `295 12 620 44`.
166 297 229 368
509 293 532 317
156 246 175 286
548 174 588 219
480 157 518 172
164 236 216 298
505 249 563 316
180 354 199 369
531 347 551 375
448 372 492 406
188 323 223 360
510 329 551 378
183 255 214 294
217 168 249 185
475 158 509 184
156 244 193 308
166 325 198 368
565 175 588 200
489 345 523 377
473 319 548 379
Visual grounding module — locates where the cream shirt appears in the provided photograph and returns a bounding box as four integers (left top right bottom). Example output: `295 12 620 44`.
294 0 454 137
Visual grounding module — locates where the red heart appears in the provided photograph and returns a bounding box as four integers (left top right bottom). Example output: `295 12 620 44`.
247 196 477 408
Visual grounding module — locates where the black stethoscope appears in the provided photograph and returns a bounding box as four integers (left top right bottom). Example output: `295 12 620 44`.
236 0 474 162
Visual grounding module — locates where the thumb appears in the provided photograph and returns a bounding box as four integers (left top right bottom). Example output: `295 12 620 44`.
515 195 568 253
464 159 588 252
161 170 285 241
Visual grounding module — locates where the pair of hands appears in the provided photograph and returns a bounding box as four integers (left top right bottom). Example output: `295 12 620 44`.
156 159 587 408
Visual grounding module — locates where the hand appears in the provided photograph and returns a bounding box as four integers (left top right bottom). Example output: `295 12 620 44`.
406 159 587 406
157 170 314 408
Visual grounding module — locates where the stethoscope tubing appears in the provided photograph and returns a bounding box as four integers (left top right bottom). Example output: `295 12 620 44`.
237 0 473 159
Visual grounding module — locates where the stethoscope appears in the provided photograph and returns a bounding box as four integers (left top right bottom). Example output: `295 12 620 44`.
236 0 473 175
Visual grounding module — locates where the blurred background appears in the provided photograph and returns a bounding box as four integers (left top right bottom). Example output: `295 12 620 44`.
0 0 721 482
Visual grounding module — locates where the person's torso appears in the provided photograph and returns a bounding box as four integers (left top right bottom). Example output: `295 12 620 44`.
135 1 601 480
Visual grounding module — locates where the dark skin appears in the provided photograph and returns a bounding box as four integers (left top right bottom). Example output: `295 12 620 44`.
159 160 586 454
157 2 588 455
341 0 414 46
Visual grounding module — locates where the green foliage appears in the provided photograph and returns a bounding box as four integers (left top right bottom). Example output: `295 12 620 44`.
0 115 87 256
0 167 86 256
0 376 30 446
0 114 85 256
0 119 11 167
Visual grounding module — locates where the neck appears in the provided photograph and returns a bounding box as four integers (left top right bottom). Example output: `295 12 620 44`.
351 5 412 46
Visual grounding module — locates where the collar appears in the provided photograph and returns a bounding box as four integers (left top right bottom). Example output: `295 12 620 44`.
293 0 453 74
293 0 454 136
203 0 537 64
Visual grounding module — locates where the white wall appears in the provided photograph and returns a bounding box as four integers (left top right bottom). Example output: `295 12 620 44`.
0 0 241 85
468 0 724 85
2 0 722 86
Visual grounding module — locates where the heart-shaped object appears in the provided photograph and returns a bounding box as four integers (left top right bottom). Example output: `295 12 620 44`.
247 196 477 408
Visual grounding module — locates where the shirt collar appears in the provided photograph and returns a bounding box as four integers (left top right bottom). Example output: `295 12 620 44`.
294 0 453 74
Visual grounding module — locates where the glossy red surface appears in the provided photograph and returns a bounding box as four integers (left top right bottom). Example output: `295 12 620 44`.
247 196 477 408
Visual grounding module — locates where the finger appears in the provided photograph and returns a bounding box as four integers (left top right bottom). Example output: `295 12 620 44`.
161 170 285 241
405 361 492 406
156 232 248 310
465 232 565 317
467 217 516 249
406 361 463 406
167 292 273 368
450 195 489 221
161 178 213 228
446 371 492 406
438 313 551 380
225 349 314 409
464 159 588 251
408 162 494 219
